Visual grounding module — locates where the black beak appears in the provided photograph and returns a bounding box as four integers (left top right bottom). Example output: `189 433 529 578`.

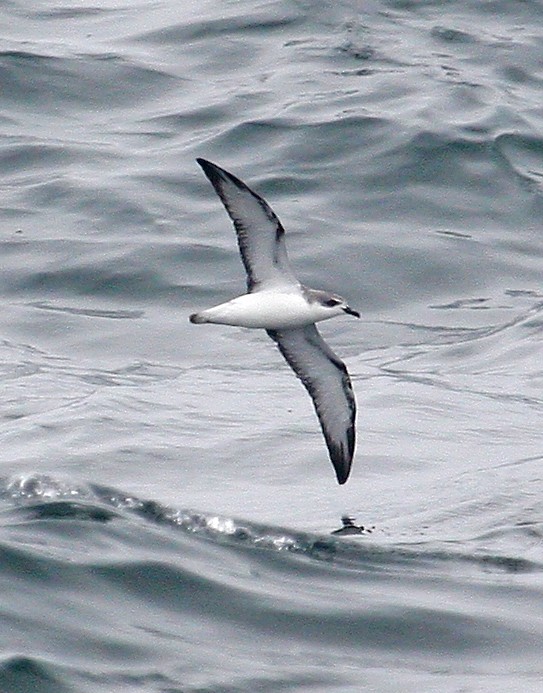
342 306 360 318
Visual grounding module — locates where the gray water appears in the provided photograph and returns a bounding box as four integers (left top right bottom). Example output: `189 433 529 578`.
1 1 543 691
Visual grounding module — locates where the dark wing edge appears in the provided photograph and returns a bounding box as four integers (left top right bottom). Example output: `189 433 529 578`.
267 325 356 484
196 158 289 291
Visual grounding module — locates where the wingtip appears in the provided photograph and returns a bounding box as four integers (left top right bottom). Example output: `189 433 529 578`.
196 158 232 188
196 158 253 192
327 420 355 485
330 451 352 484
335 467 351 485
196 157 214 173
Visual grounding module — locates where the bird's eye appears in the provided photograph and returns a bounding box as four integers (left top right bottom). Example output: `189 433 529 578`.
325 298 340 307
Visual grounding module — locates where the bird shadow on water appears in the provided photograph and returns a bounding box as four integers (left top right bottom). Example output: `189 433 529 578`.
331 515 374 536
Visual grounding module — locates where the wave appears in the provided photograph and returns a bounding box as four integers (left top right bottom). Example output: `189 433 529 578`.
2 474 539 573
1 474 542 692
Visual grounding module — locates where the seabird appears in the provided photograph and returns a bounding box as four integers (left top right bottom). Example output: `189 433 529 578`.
190 159 359 484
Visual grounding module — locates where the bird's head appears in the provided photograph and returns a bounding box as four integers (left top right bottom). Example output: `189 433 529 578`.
318 292 360 319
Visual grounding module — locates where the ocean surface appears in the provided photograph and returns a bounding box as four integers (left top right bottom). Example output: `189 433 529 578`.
1 0 543 691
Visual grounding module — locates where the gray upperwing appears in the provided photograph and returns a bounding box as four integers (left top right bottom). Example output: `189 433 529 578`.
266 324 356 484
197 159 298 292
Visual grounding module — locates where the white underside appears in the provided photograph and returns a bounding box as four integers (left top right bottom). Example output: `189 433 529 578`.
194 289 342 329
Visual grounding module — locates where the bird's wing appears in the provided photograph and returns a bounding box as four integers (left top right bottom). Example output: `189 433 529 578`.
197 158 298 292
266 324 356 484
